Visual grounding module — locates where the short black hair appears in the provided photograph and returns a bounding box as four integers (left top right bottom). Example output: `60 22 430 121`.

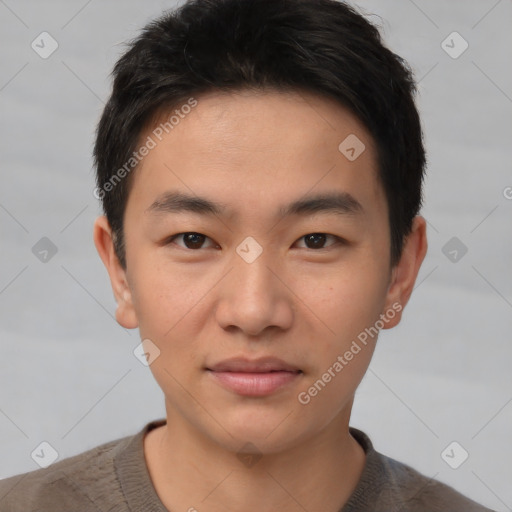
94 0 425 269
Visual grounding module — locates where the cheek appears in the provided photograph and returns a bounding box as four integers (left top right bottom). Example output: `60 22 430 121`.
129 258 203 341
294 274 383 416
298 264 388 343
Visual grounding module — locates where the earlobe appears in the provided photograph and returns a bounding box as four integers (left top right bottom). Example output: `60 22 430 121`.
93 216 139 330
382 216 428 329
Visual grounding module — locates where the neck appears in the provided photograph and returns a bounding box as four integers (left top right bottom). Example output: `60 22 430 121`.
144 409 366 512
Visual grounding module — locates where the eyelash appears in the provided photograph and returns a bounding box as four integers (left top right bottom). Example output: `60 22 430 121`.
165 232 345 251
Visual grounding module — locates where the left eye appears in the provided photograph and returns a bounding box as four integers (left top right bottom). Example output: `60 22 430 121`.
295 233 341 250
167 232 217 250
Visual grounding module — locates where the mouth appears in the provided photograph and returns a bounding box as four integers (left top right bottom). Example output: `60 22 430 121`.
206 357 303 397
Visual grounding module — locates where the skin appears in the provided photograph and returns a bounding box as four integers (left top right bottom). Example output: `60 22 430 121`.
94 89 427 512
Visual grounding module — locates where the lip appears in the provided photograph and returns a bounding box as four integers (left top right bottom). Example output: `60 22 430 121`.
207 356 301 373
206 357 303 397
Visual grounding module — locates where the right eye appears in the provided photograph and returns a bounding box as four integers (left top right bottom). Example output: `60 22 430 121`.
165 232 218 250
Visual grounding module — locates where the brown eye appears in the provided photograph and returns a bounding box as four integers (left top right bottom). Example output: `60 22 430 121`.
294 233 349 251
182 232 206 249
168 232 216 250
303 233 328 249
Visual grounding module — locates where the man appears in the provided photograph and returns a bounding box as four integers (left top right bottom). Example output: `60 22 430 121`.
0 0 495 510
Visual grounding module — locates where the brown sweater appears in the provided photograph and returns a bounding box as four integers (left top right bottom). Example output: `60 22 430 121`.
0 419 494 512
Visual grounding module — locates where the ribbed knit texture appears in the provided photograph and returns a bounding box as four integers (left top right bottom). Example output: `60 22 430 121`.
0 419 494 512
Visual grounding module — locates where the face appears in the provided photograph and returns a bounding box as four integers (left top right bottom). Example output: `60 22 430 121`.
95 89 425 454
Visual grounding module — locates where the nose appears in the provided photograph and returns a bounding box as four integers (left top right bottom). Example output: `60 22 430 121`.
214 248 294 338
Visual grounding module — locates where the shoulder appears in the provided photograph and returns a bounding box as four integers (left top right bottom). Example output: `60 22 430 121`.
377 451 494 512
347 428 495 512
0 433 135 512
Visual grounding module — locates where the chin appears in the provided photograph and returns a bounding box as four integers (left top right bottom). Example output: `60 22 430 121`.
208 407 308 452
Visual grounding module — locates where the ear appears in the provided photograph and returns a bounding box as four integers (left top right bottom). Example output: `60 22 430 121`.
93 216 138 329
381 216 428 329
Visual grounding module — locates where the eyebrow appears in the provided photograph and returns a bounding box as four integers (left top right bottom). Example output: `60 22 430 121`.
146 190 363 218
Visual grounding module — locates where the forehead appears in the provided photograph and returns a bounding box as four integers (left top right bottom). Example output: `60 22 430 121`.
128 89 384 221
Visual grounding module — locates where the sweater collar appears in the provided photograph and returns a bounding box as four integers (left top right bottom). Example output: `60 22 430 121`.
115 419 382 512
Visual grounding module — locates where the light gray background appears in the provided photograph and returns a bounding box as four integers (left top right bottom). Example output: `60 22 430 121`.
1 0 511 510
